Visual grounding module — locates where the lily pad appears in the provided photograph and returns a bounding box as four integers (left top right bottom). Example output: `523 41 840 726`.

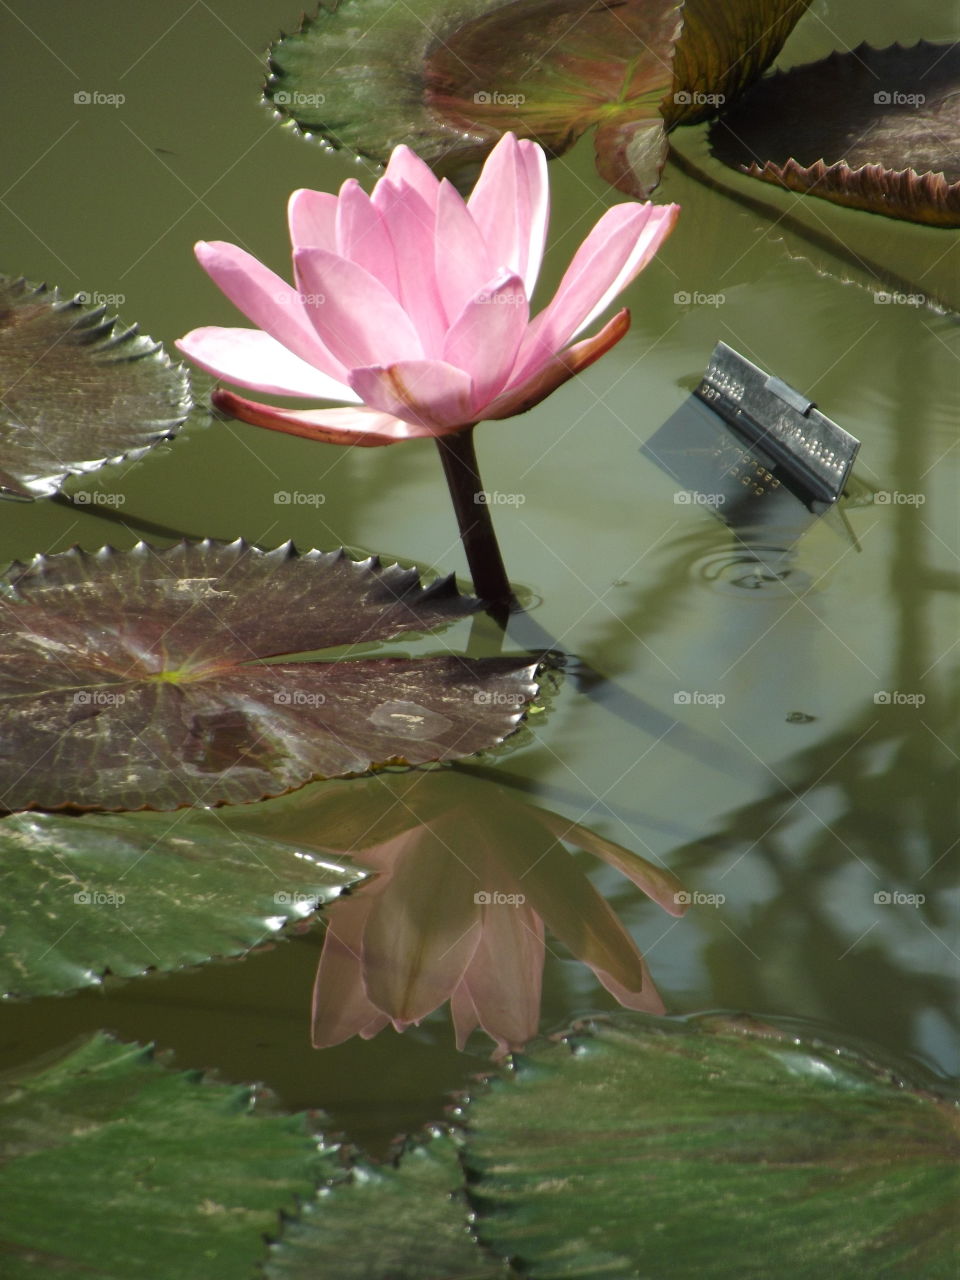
0 810 363 999
266 1131 515 1278
667 0 812 125
266 0 811 197
0 540 539 811
0 1033 340 1280
0 277 191 498
710 42 960 226
464 1013 960 1277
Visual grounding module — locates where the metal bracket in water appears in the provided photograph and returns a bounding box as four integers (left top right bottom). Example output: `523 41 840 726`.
694 341 860 506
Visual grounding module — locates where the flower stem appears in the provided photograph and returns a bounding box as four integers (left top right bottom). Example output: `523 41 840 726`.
436 427 515 622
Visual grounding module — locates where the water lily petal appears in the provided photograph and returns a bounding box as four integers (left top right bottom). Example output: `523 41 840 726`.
374 143 441 211
443 272 529 407
194 240 349 381
212 390 435 445
468 133 546 295
535 809 688 916
293 247 424 368
457 901 544 1051
434 179 493 326
350 360 475 430
450 981 483 1053
287 188 338 251
512 838 651 997
593 956 665 1015
485 309 630 420
311 895 392 1049
361 828 483 1026
176 327 357 400
372 181 447 355
518 137 550 296
334 179 399 297
517 201 679 377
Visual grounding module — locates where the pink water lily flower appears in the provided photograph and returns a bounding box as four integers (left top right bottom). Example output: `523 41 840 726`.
176 133 679 446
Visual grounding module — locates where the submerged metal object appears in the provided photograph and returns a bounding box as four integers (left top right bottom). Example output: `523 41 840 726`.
693 341 860 507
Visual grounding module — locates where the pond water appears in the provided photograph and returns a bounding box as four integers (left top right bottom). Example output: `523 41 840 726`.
0 0 957 1157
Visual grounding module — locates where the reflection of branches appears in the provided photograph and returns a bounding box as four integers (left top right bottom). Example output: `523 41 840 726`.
670 338 959 1070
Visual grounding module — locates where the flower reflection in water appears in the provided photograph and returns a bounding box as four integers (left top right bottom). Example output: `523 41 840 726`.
307 769 687 1057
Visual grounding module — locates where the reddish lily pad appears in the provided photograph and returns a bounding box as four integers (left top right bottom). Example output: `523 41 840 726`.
0 277 191 498
266 0 811 197
0 540 538 811
710 42 960 226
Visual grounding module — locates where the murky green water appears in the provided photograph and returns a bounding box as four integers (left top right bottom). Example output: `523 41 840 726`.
0 0 957 1152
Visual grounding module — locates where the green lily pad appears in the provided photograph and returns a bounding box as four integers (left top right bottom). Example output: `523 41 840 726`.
464 1013 960 1277
266 1131 515 1278
0 1033 341 1280
0 277 191 499
0 540 538 811
710 42 960 226
0 810 363 999
266 0 811 196
667 0 812 125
